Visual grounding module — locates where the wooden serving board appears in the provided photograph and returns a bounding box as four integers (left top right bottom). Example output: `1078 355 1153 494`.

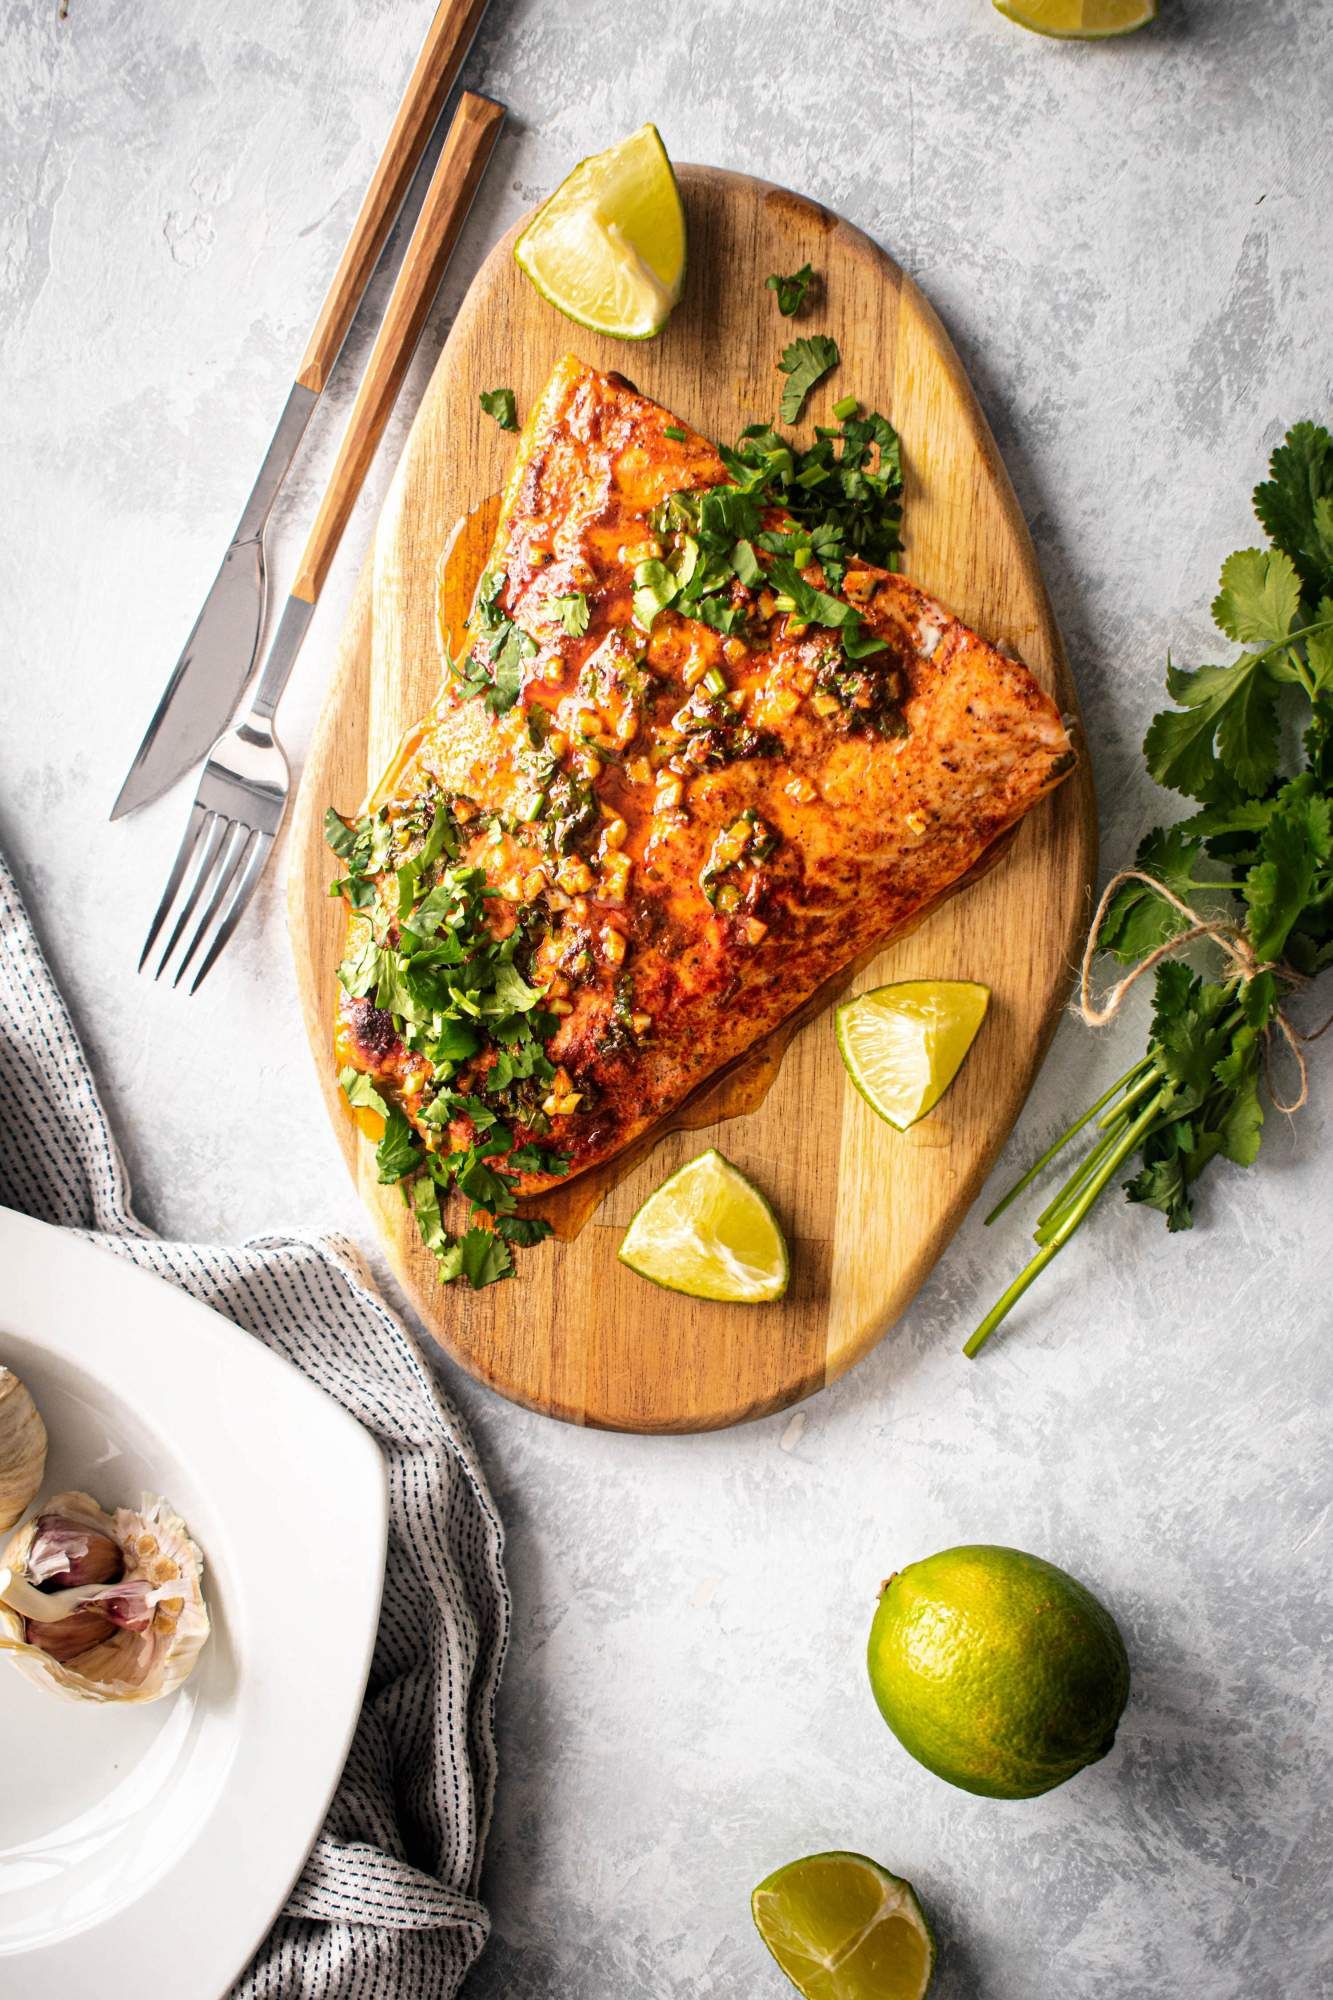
288 166 1096 1432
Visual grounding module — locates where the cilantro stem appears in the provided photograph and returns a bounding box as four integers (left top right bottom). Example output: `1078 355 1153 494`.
1094 1064 1163 1129
1033 1122 1128 1241
965 1091 1170 1359
982 1057 1154 1225
1240 614 1333 671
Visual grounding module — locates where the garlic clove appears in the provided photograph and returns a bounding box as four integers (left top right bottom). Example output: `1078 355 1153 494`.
0 1491 210 1704
0 1366 48 1533
27 1512 124 1589
27 1605 117 1663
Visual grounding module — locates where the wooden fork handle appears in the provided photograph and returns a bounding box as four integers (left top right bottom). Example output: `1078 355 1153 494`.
296 0 492 395
292 91 504 606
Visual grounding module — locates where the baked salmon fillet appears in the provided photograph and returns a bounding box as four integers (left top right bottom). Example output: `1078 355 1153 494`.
328 356 1074 1232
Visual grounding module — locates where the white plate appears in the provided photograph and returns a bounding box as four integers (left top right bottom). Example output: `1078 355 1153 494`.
0 1208 388 2000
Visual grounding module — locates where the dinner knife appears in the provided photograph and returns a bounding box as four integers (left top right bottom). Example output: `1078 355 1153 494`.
110 0 491 822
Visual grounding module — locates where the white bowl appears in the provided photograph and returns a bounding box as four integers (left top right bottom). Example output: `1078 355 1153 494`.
0 1207 387 1998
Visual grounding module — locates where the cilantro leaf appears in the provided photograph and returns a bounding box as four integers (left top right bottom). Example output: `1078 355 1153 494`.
339 1066 390 1119
456 1155 517 1214
554 592 590 637
1244 780 1332 962
1097 824 1208 963
489 960 542 1014
1145 651 1279 800
416 803 455 873
324 808 364 862
375 1106 422 1184
766 263 814 317
1306 599 1333 695
495 1214 554 1246
411 1176 464 1282
458 1227 514 1289
1252 421 1333 601
1211 547 1301 648
778 335 839 424
1125 1145 1194 1232
480 386 518 431
1218 1067 1264 1167
633 557 679 631
507 1142 569 1176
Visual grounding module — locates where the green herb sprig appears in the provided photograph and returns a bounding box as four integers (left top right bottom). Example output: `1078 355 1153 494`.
968 422 1333 1358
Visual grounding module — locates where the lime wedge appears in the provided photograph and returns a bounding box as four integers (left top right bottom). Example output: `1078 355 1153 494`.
836 981 990 1131
514 123 686 340
993 0 1156 36
752 1852 936 2000
617 1148 788 1302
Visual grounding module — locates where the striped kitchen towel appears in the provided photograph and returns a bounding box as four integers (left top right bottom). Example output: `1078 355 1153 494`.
0 850 509 2000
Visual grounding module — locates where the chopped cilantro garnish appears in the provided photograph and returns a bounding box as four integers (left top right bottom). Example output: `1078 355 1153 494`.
480 386 518 431
324 808 364 862
495 1213 555 1247
663 424 687 441
642 391 904 712
375 1106 422 1184
339 1065 390 1119
458 1226 514 1288
766 263 814 317
778 334 839 423
633 557 679 632
732 538 764 589
325 798 570 1291
554 591 591 637
448 567 537 714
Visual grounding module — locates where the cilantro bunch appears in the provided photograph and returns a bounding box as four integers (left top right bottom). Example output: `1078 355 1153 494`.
968 422 1333 1357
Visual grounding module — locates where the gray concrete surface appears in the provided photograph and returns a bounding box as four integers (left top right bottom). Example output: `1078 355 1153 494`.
2 2 1330 1995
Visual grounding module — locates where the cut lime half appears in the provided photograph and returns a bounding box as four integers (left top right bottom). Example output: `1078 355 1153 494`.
836 981 990 1131
514 123 686 340
617 1148 788 1302
994 0 1157 37
752 1851 936 2000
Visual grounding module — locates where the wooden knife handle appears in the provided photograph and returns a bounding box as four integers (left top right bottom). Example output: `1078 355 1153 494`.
292 91 504 605
296 0 491 395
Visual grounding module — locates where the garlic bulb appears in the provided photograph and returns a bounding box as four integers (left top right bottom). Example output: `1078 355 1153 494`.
0 1367 48 1532
0 1490 210 1704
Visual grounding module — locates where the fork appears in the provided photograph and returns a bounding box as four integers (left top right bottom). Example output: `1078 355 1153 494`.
141 90 505 993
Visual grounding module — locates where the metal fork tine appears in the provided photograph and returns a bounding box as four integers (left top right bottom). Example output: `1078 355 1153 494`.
172 821 254 988
139 803 211 972
153 810 227 980
188 829 274 995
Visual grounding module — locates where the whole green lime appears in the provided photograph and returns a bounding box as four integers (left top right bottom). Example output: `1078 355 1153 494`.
867 1544 1130 1800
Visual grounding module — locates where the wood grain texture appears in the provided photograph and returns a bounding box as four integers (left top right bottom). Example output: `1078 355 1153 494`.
293 92 504 604
287 168 1097 1432
295 0 492 394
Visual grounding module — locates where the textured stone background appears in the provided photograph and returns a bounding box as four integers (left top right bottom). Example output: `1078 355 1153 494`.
2 1 1330 1995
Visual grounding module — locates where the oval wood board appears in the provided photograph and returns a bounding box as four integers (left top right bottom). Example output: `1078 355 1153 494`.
288 166 1096 1433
